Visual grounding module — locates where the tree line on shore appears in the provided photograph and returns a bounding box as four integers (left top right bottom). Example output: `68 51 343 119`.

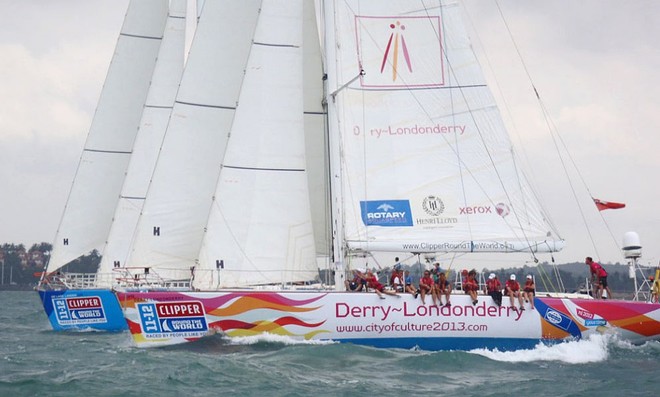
0 242 650 295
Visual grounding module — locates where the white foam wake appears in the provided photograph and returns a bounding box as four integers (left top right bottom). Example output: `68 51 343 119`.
225 333 337 346
469 334 612 364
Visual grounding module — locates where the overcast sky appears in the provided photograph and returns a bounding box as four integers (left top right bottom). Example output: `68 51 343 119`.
1 1 658 270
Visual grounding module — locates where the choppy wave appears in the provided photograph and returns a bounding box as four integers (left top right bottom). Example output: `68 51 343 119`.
2 291 659 397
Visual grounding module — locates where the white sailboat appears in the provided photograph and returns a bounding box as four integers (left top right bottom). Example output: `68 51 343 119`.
37 0 183 331
118 0 660 350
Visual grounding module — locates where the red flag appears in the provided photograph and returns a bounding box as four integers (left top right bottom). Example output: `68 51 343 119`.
593 198 625 211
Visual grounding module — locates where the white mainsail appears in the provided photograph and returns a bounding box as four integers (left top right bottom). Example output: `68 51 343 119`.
195 0 317 289
325 0 564 255
46 0 169 273
95 0 187 286
125 1 262 278
304 0 331 265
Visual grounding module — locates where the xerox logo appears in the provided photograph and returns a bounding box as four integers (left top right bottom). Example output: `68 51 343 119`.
360 200 413 227
458 206 492 215
457 203 511 217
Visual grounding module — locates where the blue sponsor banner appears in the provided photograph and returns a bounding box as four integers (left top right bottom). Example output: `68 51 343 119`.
535 299 582 339
360 200 413 227
38 289 127 332
584 319 607 327
138 303 162 334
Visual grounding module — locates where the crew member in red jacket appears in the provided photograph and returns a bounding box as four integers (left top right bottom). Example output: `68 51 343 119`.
505 274 524 310
585 257 613 299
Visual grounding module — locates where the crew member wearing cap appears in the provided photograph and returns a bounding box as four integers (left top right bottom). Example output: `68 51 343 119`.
504 274 524 311
365 268 399 299
523 275 536 310
485 273 502 306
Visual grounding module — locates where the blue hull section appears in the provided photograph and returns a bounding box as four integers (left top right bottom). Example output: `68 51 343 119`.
338 337 542 351
38 289 127 332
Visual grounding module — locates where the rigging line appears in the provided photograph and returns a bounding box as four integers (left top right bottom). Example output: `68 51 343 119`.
466 0 562 245
416 0 541 252
437 0 475 250
492 0 606 256
537 99 601 259
455 2 562 244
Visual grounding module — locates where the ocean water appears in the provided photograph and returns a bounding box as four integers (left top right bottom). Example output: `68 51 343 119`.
1 291 657 397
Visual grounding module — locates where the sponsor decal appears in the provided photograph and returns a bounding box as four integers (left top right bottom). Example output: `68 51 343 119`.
458 203 510 217
335 301 524 322
355 15 444 88
422 196 445 216
576 308 594 320
459 206 492 215
495 202 510 217
360 200 413 227
137 301 208 339
52 296 107 325
415 196 457 227
584 319 608 327
545 310 563 325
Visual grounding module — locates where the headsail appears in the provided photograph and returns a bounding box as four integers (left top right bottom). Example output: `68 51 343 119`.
96 0 187 286
325 0 563 254
125 1 262 277
195 0 317 289
46 0 169 273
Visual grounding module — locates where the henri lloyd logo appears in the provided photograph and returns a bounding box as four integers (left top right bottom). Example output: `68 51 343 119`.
52 296 107 325
416 196 457 226
422 196 445 216
137 301 208 339
356 15 444 88
360 200 413 227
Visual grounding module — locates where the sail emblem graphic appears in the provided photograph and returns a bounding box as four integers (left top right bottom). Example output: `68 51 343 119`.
377 203 395 212
356 15 445 89
380 21 413 81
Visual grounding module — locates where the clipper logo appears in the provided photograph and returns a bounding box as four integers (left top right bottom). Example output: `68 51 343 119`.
360 200 413 227
52 296 107 325
137 301 208 339
356 15 444 88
